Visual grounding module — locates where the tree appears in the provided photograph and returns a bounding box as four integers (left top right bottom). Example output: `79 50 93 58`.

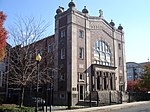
127 80 139 92
0 11 7 62
8 16 50 106
138 64 150 92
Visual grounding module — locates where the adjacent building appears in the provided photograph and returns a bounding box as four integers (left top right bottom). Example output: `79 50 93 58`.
0 43 11 100
126 62 150 81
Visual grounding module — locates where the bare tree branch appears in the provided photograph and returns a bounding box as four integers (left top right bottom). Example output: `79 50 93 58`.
7 16 49 106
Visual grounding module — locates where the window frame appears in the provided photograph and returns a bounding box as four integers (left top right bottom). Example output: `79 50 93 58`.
78 73 84 81
48 44 54 53
119 57 121 66
94 40 112 66
79 30 84 38
60 73 65 81
60 30 65 38
60 93 65 100
118 43 121 50
79 85 84 101
79 47 84 59
60 48 65 59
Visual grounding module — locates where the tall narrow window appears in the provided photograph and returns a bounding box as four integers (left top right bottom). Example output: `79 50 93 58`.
79 74 83 80
61 48 65 59
97 76 100 90
60 73 65 81
60 30 65 38
78 73 84 81
118 43 121 50
119 57 121 66
104 76 107 90
48 44 54 53
79 30 84 38
79 47 84 59
110 76 113 90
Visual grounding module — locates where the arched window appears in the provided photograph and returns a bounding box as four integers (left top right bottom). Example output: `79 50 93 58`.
94 40 112 66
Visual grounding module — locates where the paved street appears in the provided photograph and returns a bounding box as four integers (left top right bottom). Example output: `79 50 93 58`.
111 103 150 112
50 101 150 112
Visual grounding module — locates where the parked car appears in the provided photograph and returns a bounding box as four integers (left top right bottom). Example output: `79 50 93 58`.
32 97 45 106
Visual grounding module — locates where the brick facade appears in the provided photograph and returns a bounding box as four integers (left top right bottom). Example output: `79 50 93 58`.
49 1 126 106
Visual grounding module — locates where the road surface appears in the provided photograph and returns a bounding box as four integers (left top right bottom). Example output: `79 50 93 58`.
111 103 150 112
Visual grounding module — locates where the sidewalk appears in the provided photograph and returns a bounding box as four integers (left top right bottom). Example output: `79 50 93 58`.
46 101 150 112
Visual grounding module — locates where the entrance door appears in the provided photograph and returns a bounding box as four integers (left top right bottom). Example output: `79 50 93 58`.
79 85 84 100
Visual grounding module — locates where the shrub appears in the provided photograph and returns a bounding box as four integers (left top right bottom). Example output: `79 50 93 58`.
0 105 35 112
0 97 4 105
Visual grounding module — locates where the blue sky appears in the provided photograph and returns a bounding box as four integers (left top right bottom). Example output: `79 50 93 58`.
1 0 150 63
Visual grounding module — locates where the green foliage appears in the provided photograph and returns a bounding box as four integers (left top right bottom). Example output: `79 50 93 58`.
0 106 35 112
139 65 150 92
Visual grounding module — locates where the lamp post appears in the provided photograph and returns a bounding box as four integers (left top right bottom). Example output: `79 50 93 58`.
35 54 41 112
49 82 52 112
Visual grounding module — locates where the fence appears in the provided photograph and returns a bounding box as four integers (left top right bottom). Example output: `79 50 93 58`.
97 90 122 106
82 90 122 107
128 92 150 102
